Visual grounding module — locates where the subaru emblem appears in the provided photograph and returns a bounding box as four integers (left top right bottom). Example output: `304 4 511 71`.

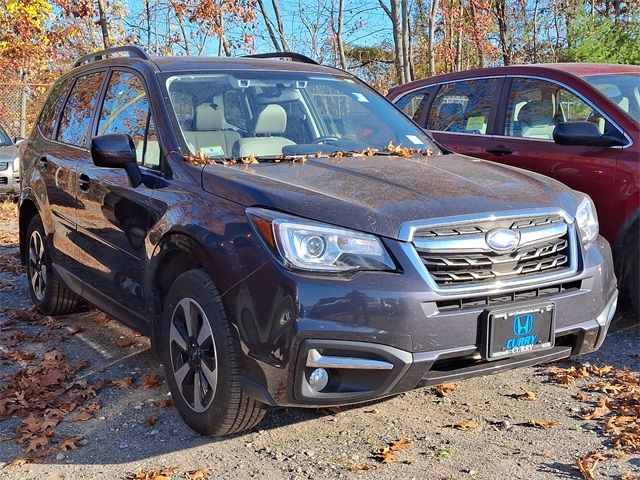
485 228 520 252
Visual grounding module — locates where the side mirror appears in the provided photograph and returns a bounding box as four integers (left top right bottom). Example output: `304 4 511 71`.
90 134 142 187
553 121 625 148
13 136 25 144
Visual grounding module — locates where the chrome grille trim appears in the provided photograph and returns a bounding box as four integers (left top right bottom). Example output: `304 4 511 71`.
400 208 579 296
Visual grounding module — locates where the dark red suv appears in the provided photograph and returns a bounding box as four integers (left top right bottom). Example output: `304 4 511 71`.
388 64 639 313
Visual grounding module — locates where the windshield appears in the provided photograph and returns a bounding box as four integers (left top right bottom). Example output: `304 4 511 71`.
585 74 640 122
165 71 440 161
0 125 11 147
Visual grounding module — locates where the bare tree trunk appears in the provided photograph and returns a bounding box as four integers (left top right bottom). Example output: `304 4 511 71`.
96 0 110 49
337 0 347 69
428 0 439 76
257 0 282 51
455 0 463 71
390 0 406 82
532 0 539 62
494 0 511 65
401 0 412 81
272 0 289 51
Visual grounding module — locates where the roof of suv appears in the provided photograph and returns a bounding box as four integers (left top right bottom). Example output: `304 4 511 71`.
148 56 341 75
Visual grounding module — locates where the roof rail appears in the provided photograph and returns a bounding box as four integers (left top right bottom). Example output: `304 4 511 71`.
73 46 150 68
242 52 319 65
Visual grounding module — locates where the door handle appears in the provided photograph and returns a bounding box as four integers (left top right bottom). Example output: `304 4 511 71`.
78 173 91 191
486 146 513 156
37 157 48 171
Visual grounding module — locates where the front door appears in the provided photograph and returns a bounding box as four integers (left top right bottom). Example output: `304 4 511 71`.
74 69 160 321
485 77 621 240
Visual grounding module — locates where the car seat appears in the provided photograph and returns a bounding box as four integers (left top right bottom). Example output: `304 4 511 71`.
233 104 295 158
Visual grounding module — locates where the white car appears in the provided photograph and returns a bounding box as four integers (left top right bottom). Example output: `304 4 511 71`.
0 124 21 196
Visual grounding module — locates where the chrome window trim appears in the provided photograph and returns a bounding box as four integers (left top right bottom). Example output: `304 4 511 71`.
392 74 632 149
399 208 580 296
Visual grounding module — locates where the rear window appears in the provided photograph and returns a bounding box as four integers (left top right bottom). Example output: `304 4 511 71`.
57 72 106 148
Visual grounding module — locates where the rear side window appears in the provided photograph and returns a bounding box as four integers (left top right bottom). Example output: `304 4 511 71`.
427 79 498 134
395 86 435 123
38 77 71 139
98 71 159 169
57 72 105 147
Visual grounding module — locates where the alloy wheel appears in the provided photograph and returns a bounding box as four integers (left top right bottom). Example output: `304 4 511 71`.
28 230 47 301
169 298 218 413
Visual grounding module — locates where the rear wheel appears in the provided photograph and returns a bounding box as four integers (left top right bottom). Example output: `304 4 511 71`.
160 269 266 436
25 215 81 315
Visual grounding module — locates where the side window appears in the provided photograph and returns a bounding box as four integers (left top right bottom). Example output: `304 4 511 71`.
38 77 71 139
504 78 613 139
98 71 159 169
427 79 498 134
57 72 105 147
395 86 435 123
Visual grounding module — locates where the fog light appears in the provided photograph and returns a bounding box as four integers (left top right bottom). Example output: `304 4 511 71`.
308 368 329 392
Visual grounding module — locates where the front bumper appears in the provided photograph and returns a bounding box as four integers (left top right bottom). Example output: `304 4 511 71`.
226 235 617 408
0 165 19 194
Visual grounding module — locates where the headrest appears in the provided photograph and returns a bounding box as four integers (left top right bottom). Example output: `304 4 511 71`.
195 103 224 131
254 104 287 135
440 102 464 118
517 101 552 126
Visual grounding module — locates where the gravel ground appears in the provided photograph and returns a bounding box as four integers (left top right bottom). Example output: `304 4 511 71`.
0 202 638 480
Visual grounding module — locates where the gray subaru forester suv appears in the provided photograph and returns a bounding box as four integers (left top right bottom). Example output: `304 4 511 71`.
19 46 618 436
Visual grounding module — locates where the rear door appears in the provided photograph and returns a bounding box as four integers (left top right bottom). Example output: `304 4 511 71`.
486 77 622 239
73 68 160 321
422 77 504 158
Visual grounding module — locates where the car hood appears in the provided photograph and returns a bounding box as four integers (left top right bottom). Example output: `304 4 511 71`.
201 153 579 239
0 144 19 162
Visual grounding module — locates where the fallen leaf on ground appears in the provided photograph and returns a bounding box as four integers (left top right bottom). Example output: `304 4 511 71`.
94 315 111 325
316 406 341 415
575 392 587 401
390 437 411 451
111 376 135 389
185 466 211 480
516 387 537 401
144 415 159 427
58 437 80 451
454 419 479 431
529 419 560 429
7 457 31 468
373 445 397 464
588 365 614 377
126 467 176 480
151 399 174 409
142 375 162 388
68 326 83 335
575 451 607 480
116 338 135 348
433 383 457 397
580 405 610 420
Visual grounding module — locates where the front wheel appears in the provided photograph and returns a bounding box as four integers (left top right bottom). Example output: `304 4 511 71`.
160 269 266 436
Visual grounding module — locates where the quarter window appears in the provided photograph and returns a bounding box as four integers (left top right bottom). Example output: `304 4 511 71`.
57 72 105 147
38 77 71 139
504 78 616 139
98 71 159 168
395 86 435 123
427 79 498 134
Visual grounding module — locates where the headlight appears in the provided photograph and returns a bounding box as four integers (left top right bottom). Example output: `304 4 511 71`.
575 195 599 247
0 162 8 171
13 157 19 172
247 208 395 272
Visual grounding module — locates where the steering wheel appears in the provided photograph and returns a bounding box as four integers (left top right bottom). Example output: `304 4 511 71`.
314 136 340 144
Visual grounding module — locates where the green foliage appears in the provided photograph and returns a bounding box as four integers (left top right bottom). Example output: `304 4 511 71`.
564 10 640 65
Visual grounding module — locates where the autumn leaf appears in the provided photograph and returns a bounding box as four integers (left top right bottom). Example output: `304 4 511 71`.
185 466 211 480
575 392 587 401
144 415 159 427
68 326 83 335
515 387 537 401
580 405 610 420
94 315 111 325
58 436 80 451
152 398 174 409
433 383 457 397
373 445 397 464
111 376 135 389
588 365 614 377
241 154 258 164
25 435 48 453
116 338 135 348
575 451 607 480
453 419 479 431
7 457 31 468
72 410 94 421
143 375 162 388
389 437 411 451
126 467 176 480
529 419 560 429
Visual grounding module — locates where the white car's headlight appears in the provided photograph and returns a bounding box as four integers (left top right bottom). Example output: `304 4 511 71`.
247 208 395 272
13 156 19 172
575 195 599 247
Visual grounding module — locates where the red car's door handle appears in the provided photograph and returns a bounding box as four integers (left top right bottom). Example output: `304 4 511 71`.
486 146 513 156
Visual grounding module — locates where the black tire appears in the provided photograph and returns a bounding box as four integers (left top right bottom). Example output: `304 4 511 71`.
623 239 639 318
160 269 266 436
25 215 81 315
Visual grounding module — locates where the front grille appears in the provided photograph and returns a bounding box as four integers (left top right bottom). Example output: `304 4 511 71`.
436 280 581 311
0 177 7 185
413 214 574 288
